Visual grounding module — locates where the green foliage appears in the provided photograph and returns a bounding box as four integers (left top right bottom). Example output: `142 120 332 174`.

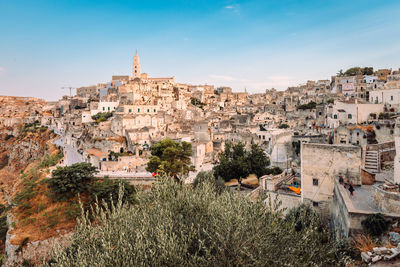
108 151 131 161
193 171 225 194
0 215 7 244
297 101 317 110
39 151 63 168
361 213 388 237
47 163 98 201
91 112 113 123
13 179 37 208
259 124 267 131
213 142 270 181
46 179 353 266
19 121 47 134
278 123 289 129
63 203 81 221
190 97 206 109
89 178 135 206
343 66 374 76
292 140 301 156
327 98 334 104
378 112 392 120
265 166 283 175
146 138 195 179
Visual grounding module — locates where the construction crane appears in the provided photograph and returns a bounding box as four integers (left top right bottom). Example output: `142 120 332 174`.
61 87 75 97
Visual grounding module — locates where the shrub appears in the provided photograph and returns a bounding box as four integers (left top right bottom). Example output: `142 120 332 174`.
361 213 388 237
91 112 113 123
39 151 63 168
0 215 7 243
47 163 98 201
46 179 354 266
278 123 289 129
297 101 317 110
89 178 135 206
265 166 283 175
193 171 225 194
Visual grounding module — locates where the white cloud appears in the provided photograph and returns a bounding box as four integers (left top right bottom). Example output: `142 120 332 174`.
224 4 240 14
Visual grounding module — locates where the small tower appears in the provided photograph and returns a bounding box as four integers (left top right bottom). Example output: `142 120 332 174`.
132 50 141 78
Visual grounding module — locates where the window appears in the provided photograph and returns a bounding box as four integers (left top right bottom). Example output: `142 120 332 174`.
391 96 394 101
313 179 318 186
102 107 105 111
333 114 337 119
154 109 156 112
138 108 140 113
129 109 132 113
313 201 319 207
108 107 110 111
348 114 352 119
147 109 150 113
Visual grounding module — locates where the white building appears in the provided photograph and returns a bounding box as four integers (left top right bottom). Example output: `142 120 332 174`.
369 89 400 107
327 100 384 128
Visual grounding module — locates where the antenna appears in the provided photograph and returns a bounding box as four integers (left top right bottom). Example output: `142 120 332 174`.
61 87 75 97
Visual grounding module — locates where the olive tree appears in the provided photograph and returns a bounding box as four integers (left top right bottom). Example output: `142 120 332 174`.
46 178 354 266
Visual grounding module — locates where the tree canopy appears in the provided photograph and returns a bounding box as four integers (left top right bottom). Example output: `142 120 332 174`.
146 138 195 179
47 163 135 204
297 101 316 110
46 179 355 266
342 67 374 76
213 142 271 181
47 163 98 201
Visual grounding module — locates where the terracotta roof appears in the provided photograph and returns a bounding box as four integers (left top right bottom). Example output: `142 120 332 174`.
347 124 374 132
87 148 107 158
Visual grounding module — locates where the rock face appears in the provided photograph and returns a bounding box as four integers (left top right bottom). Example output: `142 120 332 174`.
0 126 54 172
5 232 72 266
0 98 59 264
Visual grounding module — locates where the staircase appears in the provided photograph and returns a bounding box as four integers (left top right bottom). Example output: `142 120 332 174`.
364 150 379 173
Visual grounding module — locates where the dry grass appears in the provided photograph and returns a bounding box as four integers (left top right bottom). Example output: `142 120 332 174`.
9 144 78 245
352 234 378 252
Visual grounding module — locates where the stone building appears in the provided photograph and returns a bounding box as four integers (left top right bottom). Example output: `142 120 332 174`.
301 143 362 216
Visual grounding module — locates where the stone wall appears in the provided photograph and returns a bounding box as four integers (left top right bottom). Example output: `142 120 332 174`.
265 191 301 214
371 185 400 214
301 143 362 206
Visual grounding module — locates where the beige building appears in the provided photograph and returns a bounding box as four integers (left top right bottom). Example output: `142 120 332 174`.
301 143 362 215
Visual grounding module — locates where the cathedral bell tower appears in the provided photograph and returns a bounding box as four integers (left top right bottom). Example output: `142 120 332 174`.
132 50 141 78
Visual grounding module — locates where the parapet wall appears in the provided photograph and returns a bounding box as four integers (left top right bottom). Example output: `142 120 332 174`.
371 185 400 214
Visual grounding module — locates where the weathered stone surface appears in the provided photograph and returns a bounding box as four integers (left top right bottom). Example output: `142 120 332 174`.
372 255 382 263
384 251 400 261
361 252 371 262
389 231 400 244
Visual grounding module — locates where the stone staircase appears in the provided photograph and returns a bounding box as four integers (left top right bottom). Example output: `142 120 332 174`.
364 150 379 173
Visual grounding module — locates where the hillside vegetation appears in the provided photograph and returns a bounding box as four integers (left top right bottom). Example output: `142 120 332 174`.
47 178 355 266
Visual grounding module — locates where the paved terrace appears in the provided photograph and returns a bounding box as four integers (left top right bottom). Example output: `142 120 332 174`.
336 179 400 217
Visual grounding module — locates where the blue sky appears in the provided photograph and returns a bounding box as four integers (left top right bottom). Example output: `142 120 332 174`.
1 0 400 100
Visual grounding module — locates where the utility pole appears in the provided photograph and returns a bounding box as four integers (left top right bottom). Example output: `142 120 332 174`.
61 87 75 97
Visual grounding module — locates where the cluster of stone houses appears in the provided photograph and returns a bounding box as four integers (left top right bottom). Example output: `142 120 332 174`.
40 54 400 241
